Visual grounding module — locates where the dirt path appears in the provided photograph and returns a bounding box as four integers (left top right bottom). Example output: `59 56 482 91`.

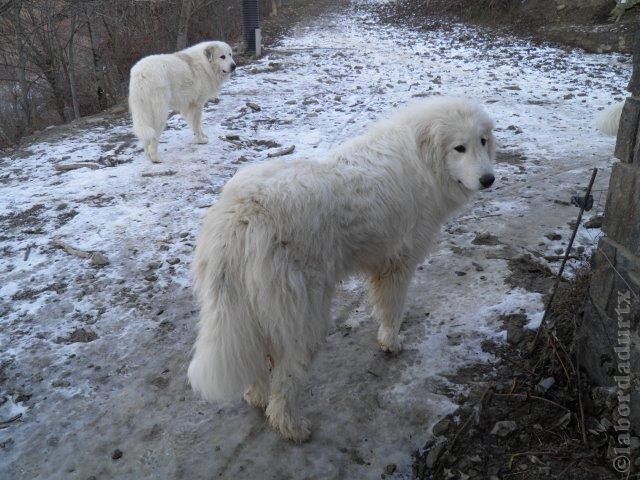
0 1 629 479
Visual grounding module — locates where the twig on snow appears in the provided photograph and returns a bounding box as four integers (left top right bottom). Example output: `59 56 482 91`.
267 145 295 157
51 239 109 266
54 162 101 172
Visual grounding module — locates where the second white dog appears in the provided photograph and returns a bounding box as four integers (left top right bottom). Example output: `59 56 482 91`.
596 102 623 136
188 97 497 442
128 41 236 163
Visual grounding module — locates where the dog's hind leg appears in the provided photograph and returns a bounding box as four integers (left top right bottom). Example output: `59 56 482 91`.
144 137 161 163
243 366 270 409
182 103 208 144
367 258 413 354
265 345 312 443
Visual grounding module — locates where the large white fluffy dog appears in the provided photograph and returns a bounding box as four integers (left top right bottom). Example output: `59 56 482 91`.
596 102 623 136
128 41 236 163
188 97 497 442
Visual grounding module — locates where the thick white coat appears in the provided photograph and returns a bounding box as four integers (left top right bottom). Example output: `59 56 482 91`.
128 41 235 162
596 102 623 137
188 97 497 441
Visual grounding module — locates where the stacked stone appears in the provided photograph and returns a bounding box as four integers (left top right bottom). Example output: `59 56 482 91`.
579 30 640 431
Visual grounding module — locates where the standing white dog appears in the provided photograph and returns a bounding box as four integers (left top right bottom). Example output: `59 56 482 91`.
128 41 236 163
596 102 623 136
188 97 497 442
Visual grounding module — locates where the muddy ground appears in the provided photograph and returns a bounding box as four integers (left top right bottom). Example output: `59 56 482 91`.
0 0 631 479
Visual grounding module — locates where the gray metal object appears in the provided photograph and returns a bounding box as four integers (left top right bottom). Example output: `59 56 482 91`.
242 0 261 54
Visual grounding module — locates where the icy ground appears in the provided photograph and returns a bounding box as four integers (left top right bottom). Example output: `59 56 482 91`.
0 2 629 479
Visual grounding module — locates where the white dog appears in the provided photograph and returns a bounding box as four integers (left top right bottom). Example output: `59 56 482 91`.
596 102 623 136
128 41 236 163
188 97 496 442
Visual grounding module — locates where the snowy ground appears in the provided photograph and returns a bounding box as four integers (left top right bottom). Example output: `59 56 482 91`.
0 2 629 479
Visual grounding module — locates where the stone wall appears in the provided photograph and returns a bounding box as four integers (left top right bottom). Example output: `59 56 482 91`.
578 31 640 433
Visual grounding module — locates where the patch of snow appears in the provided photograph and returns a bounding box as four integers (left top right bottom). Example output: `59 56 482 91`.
0 2 628 479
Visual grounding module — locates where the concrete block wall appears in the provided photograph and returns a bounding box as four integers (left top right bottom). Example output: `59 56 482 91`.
578 31 640 432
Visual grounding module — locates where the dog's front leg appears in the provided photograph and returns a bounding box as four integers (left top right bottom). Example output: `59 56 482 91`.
183 104 208 144
368 261 413 354
265 349 311 442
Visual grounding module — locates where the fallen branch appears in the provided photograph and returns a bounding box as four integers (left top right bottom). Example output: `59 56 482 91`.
141 170 177 178
54 162 100 172
51 239 109 266
267 145 295 157
494 392 570 412
0 413 22 427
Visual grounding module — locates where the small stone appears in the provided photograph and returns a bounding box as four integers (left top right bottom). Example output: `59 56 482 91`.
536 377 555 393
455 271 466 276
52 379 71 388
545 232 561 241
426 441 447 468
145 274 158 282
384 463 396 475
506 325 524 345
432 418 451 436
246 102 261 111
147 261 162 270
584 216 603 229
112 449 123 460
471 262 484 272
56 328 98 344
90 252 109 266
490 420 518 437
225 134 240 141
472 232 499 246
166 257 181 265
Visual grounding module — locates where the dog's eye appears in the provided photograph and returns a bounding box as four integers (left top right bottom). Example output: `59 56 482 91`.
481 138 487 146
220 55 226 59
454 145 466 153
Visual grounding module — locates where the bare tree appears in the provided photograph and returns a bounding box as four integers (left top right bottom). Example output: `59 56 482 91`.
176 0 194 50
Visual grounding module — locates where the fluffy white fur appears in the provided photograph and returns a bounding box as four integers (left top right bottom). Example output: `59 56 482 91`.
128 41 235 163
596 102 623 137
188 97 497 442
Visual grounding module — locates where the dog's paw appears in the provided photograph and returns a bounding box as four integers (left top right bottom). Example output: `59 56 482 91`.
244 383 269 409
195 135 209 144
267 411 311 443
378 327 404 355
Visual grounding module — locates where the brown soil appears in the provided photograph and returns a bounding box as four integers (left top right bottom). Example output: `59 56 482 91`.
413 262 630 479
374 0 638 54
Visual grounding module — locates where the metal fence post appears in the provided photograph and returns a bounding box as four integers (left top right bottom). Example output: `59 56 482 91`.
241 0 261 56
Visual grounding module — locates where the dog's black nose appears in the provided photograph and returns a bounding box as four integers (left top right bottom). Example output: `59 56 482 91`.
479 173 495 189
231 63 237 71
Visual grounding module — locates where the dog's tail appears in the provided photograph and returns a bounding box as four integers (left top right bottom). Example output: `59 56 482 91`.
128 69 167 143
187 204 270 401
596 102 624 137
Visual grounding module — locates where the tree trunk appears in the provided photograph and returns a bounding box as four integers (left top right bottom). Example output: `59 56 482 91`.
175 0 193 51
13 1 32 127
86 9 109 110
66 14 80 120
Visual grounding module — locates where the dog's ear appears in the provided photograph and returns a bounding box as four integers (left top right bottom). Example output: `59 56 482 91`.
204 46 216 61
417 122 445 170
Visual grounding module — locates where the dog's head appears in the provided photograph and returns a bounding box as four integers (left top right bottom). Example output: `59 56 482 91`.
414 97 496 193
204 42 236 76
